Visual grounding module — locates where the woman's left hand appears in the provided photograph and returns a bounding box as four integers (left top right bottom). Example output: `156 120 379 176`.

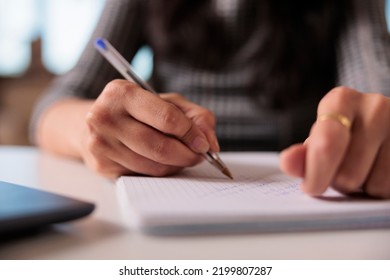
280 86 390 199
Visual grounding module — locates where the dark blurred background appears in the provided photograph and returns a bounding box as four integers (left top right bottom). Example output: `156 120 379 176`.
0 0 388 145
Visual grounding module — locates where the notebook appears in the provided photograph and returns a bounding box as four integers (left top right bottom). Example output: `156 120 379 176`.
116 152 390 235
0 180 95 236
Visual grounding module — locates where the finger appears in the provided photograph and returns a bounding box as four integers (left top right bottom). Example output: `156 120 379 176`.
162 93 220 152
365 140 390 199
104 141 184 177
113 116 203 167
302 87 355 196
82 130 129 178
89 109 201 167
85 126 184 177
280 143 306 178
116 83 210 153
331 94 387 195
303 118 350 195
87 95 203 168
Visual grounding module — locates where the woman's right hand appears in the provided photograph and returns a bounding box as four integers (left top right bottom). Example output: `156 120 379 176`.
77 79 219 178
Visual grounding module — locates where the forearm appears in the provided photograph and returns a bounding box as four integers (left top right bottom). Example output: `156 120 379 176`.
36 98 93 159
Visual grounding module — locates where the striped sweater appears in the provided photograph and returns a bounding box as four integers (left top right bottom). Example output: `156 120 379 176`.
30 0 390 151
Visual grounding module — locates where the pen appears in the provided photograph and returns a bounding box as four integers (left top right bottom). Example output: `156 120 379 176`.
94 38 233 179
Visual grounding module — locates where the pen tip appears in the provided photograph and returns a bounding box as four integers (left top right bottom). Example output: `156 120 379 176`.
223 168 234 180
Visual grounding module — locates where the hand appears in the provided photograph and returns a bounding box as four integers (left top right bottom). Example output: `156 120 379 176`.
80 80 218 178
280 86 390 199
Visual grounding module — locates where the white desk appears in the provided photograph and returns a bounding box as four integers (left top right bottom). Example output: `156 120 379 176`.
0 146 389 260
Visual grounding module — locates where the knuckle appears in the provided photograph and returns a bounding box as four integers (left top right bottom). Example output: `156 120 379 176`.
122 82 140 97
104 79 126 91
103 80 124 98
85 112 95 129
86 133 107 155
369 93 388 109
150 138 172 162
157 104 181 132
319 86 359 111
86 108 114 128
328 86 354 98
103 79 138 100
367 94 389 122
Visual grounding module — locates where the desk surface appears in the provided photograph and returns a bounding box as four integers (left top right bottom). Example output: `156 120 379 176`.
0 146 389 260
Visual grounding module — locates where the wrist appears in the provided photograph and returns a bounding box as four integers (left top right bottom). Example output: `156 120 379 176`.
37 99 94 159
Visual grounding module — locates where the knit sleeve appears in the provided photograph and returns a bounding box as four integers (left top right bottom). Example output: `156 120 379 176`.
29 0 145 143
336 0 390 95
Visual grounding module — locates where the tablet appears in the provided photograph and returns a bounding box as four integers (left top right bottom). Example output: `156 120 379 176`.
0 180 95 236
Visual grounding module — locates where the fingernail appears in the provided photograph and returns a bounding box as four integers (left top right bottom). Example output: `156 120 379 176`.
192 136 210 153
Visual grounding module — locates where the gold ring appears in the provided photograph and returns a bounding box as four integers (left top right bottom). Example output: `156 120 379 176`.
317 113 352 129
